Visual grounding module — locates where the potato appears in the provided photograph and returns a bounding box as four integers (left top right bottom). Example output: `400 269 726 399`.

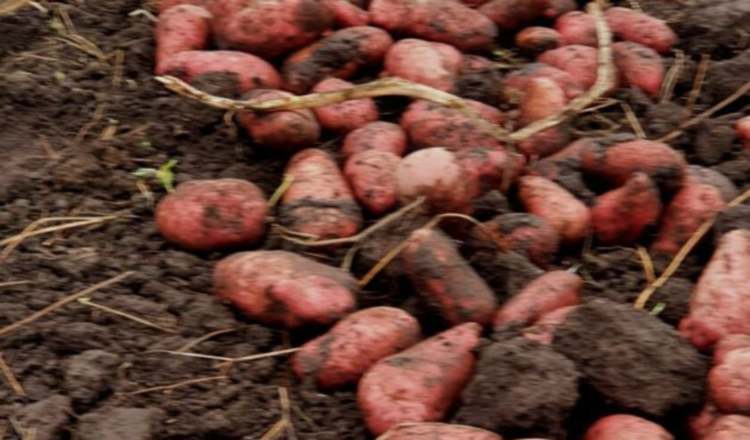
212 0 333 59
591 172 661 245
679 229 750 350
159 0 212 13
282 26 393 94
400 99 504 151
584 414 673 440
737 116 750 149
704 415 750 440
403 228 498 325
358 323 482 435
469 213 560 267
236 89 320 150
293 307 420 389
494 270 582 328
344 150 401 215
613 41 665 97
213 250 357 327
311 78 379 133
538 45 600 90
479 0 576 30
281 148 363 239
376 423 503 440
383 39 463 92
370 0 498 51
155 179 268 251
503 63 584 102
555 11 596 46
322 0 370 27
689 404 720 440
714 335 750 365
518 175 591 244
709 347 750 414
522 305 577 344
526 138 594 181
456 148 526 195
155 5 212 73
604 7 678 54
342 122 408 158
517 76 570 158
155 50 282 92
515 27 561 54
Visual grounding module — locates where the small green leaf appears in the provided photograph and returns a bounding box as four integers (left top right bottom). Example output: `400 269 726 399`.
132 167 157 178
156 159 178 193
650 302 666 316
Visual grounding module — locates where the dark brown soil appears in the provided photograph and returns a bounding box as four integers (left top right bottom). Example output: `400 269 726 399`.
0 0 749 439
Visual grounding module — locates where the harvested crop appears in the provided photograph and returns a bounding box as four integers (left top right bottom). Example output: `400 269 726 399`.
469 213 560 267
604 7 678 54
494 270 582 328
584 414 673 440
515 27 561 53
383 39 463 92
236 89 320 150
590 172 661 245
155 5 212 73
518 175 591 244
344 150 401 214
311 78 379 133
341 121 408 158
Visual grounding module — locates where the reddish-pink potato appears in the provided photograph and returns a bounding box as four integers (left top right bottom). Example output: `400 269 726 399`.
584 414 673 440
604 7 678 54
293 307 421 389
522 305 577 344
281 148 363 239
515 27 561 53
518 175 591 244
714 335 750 365
689 404 720 440
159 0 213 13
591 172 661 245
613 41 665 97
555 11 596 46
527 138 594 181
213 250 357 327
737 116 750 149
710 348 750 414
383 39 463 92
156 179 268 251
323 0 370 27
376 423 503 440
494 270 582 328
358 322 482 435
237 89 320 150
679 230 750 350
538 45 600 90
369 0 498 51
312 78 379 133
456 148 526 195
470 213 560 267
503 63 584 102
403 228 498 325
479 0 576 30
156 50 282 92
342 122 408 158
344 150 401 215
155 5 211 73
517 76 570 157
704 415 750 440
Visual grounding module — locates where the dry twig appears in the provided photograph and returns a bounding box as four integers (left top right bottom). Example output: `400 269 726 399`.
637 246 656 285
0 353 26 397
175 328 238 353
78 297 177 333
0 0 30 15
660 49 684 103
125 375 228 396
685 53 710 113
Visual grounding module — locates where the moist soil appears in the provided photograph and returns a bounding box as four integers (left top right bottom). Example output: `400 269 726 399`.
0 1 749 439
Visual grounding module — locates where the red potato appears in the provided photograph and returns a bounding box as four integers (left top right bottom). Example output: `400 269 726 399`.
737 116 750 149
281 148 363 239
517 76 570 158
538 45 600 90
470 213 560 267
613 41 665 97
212 0 334 59
369 0 498 51
403 228 498 325
714 335 750 365
342 122 408 158
311 78 379 133
383 39 463 92
461 55 495 73
518 175 591 244
282 26 393 94
679 229 750 350
522 305 577 344
555 11 596 46
323 0 370 27
689 166 739 203
155 5 211 73
515 27 561 54
156 50 282 92
709 348 750 414
213 250 356 328
494 270 582 328
591 172 661 245
704 415 750 440
344 150 401 215
358 322 482 435
503 63 584 102
689 404 720 440
158 0 213 13
456 148 526 195
293 307 421 389
236 89 320 150
584 414 673 440
604 7 678 54
526 138 595 180
400 99 504 151
478 0 576 30
377 423 503 440
459 0 489 6
155 179 268 251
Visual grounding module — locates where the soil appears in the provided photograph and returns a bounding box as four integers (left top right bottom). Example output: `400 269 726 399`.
0 1 749 440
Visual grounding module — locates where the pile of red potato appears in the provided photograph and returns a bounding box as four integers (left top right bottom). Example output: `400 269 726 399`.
152 0 750 438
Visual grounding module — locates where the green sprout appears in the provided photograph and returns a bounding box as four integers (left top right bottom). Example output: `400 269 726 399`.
133 159 178 193
649 302 666 316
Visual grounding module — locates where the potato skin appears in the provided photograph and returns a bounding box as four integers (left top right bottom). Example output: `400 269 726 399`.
344 150 401 215
456 148 526 195
237 89 320 150
679 230 750 350
709 348 750 414
555 11 596 46
584 414 673 440
403 228 498 325
213 250 357 328
469 213 560 267
293 307 421 389
281 148 363 239
479 0 575 30
342 122 408 158
376 423 503 440
515 26 561 54
312 78 379 133
156 179 268 251
494 270 582 328
613 41 664 97
369 0 498 51
503 63 584 102
737 116 750 149
358 323 482 435
714 335 750 365
591 172 661 245
383 39 463 92
604 7 677 54
704 415 750 440
517 76 570 158
156 50 282 92
323 0 370 27
538 45 600 90
155 5 212 73
518 175 591 244
522 305 577 344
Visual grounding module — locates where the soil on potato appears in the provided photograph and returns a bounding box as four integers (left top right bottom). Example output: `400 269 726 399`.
0 1 748 439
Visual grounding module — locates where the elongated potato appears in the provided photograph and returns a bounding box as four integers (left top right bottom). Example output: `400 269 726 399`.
714 335 750 365
584 414 673 440
358 323 482 435
342 122 408 158
494 270 582 328
709 348 750 414
737 116 750 149
311 78 379 133
213 250 357 328
518 175 591 244
293 307 420 389
323 0 370 27
604 7 677 54
515 27 561 54
613 41 665 97
704 415 750 440
479 0 576 30
517 76 570 158
503 63 584 103
591 172 661 245
456 148 526 195
344 150 401 215
237 89 320 150
538 45 601 90
522 305 577 344
469 213 560 267
155 5 212 73
555 11 596 46
383 39 463 92
377 423 503 440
